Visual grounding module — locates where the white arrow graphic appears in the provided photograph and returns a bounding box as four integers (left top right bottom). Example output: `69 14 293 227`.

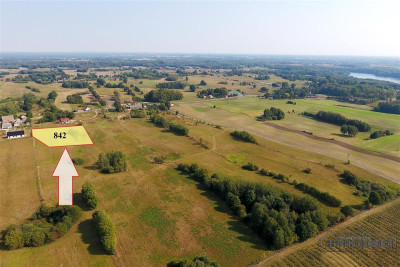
52 148 79 206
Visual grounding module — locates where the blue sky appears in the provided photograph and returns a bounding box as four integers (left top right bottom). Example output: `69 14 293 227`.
1 0 399 56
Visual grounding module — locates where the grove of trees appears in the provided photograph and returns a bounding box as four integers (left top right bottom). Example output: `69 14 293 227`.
260 107 285 120
92 210 116 254
97 151 127 174
144 89 183 102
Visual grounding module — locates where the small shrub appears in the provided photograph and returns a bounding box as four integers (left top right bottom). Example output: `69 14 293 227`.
242 162 259 171
303 168 312 174
72 158 84 165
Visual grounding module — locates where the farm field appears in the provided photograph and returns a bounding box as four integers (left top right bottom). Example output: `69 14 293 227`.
173 99 400 183
258 197 400 267
201 97 400 156
1 111 397 266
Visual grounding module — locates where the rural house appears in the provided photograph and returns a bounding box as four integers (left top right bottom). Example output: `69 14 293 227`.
14 119 23 127
59 118 70 124
7 130 25 139
83 107 90 111
1 115 14 123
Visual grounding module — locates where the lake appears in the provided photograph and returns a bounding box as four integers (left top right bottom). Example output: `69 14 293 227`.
350 72 400 84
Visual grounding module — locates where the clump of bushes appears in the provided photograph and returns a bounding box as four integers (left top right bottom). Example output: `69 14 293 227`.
81 182 100 209
169 122 189 136
130 109 146 118
259 107 285 120
370 130 392 139
72 158 84 165
97 151 127 174
340 124 358 137
168 256 219 267
230 130 257 143
341 205 354 217
92 210 117 254
3 205 82 250
286 100 296 105
303 168 312 174
242 162 259 171
341 170 396 206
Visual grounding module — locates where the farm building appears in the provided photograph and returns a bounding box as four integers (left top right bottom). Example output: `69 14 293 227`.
7 130 25 139
228 90 242 97
83 107 90 111
1 115 14 123
59 118 70 124
1 122 12 130
14 119 23 127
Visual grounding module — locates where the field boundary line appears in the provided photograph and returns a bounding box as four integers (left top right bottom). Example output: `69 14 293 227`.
32 138 45 203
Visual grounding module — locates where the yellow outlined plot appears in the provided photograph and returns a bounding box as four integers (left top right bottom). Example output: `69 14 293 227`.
32 125 93 147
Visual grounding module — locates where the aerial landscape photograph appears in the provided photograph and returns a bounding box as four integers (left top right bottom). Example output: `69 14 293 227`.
0 0 399 266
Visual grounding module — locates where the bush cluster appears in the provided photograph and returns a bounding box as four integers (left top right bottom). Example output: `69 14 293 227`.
370 130 392 139
81 182 100 209
177 163 331 249
66 94 84 104
168 256 219 267
242 162 259 171
130 109 147 118
97 151 127 174
341 170 396 205
260 107 285 120
230 130 257 143
340 124 358 137
3 205 82 250
150 115 189 136
92 210 116 254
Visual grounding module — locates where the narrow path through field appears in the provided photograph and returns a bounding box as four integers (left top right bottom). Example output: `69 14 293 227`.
252 197 400 267
263 121 400 163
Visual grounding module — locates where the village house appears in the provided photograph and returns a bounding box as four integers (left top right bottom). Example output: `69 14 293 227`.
21 115 27 122
1 115 14 123
130 103 143 110
228 90 242 97
59 118 70 124
7 130 25 139
83 106 90 111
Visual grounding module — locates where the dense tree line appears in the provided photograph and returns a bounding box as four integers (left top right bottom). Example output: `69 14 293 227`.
105 82 124 88
156 81 186 89
196 88 228 98
341 171 396 205
312 111 371 132
259 107 285 120
295 183 342 207
144 89 183 102
97 151 127 174
374 101 400 114
81 182 100 209
92 210 116 254
74 73 98 80
177 163 331 249
230 130 257 143
62 80 89 88
66 93 84 104
3 205 82 250
120 68 169 80
89 87 106 106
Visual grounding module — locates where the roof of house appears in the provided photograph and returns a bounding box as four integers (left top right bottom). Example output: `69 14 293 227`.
59 118 70 121
1 115 14 123
7 131 24 137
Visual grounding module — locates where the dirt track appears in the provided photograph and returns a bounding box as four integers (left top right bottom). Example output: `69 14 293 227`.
263 122 400 163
